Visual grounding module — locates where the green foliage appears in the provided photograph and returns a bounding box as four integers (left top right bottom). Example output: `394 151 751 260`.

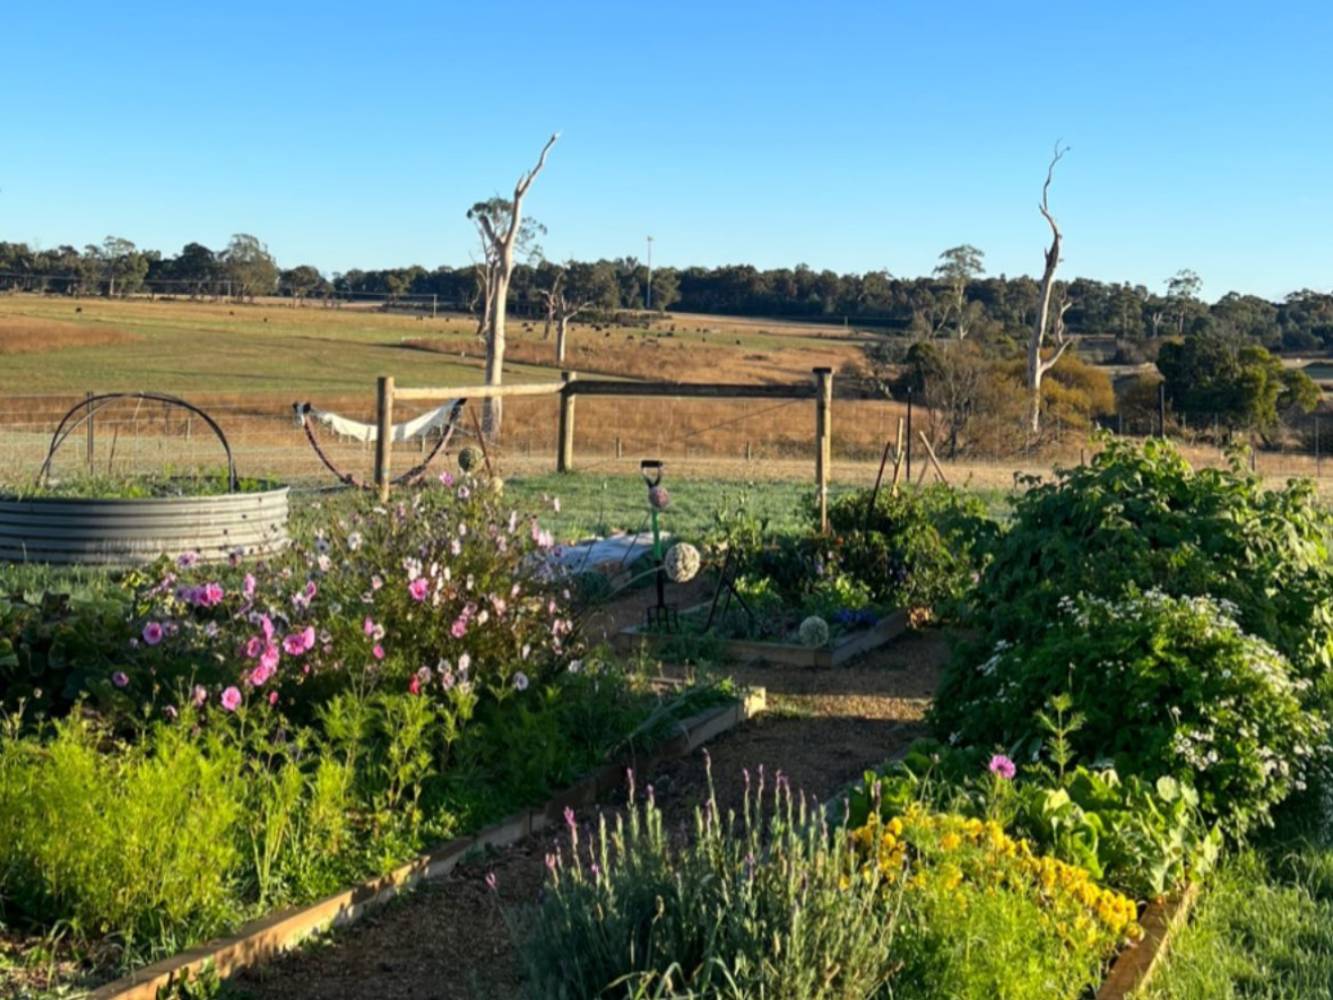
936 592 1325 834
825 484 995 614
1158 331 1319 431
847 734 1221 900
0 713 243 954
946 437 1333 688
515 768 901 999
7 470 272 500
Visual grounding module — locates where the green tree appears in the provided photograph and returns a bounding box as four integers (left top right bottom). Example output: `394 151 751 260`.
221 234 278 300
933 244 985 339
279 265 324 303
1157 331 1318 433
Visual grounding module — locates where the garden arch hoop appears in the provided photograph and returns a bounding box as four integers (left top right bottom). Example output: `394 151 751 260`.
37 392 238 491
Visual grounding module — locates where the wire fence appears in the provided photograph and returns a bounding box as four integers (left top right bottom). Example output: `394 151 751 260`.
2 390 1331 497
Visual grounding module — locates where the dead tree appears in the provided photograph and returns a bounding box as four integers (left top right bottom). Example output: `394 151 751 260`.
1026 143 1072 435
538 266 599 365
468 132 558 436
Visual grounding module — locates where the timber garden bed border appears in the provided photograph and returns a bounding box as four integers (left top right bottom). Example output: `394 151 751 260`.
614 603 910 668
87 685 767 1000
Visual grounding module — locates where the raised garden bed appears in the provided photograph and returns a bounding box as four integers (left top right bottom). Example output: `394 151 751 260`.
0 485 290 565
615 601 909 667
88 686 766 1000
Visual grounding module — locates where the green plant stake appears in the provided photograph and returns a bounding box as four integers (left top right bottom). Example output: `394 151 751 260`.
641 459 677 631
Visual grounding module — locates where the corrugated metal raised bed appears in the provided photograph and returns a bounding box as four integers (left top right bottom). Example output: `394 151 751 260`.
1 391 290 566
0 486 290 565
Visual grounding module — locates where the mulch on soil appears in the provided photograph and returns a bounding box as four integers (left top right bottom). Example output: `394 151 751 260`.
236 627 950 1000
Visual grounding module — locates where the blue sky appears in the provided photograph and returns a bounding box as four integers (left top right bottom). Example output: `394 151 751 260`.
2 1 1330 300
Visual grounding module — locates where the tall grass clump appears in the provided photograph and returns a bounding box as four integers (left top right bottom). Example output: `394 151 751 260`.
515 759 900 1000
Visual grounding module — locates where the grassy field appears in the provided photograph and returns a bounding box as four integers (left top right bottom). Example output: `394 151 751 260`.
0 294 866 396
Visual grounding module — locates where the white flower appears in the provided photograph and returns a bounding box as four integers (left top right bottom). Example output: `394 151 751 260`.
347 532 363 552
513 671 530 691
568 659 583 674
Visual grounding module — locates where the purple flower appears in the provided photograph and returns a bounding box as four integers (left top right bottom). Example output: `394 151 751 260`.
513 671 529 692
111 671 129 689
177 550 199 568
142 621 164 646
988 754 1017 780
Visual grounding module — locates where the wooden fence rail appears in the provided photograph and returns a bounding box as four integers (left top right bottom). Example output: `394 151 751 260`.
374 368 836 529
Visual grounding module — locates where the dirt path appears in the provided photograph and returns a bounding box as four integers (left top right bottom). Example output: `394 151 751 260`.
235 627 947 1000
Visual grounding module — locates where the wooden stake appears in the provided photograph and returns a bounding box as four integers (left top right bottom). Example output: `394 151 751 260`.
918 431 950 486
889 417 905 495
814 368 833 532
467 403 495 478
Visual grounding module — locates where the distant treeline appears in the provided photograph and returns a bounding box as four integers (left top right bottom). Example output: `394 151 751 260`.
3 236 1332 351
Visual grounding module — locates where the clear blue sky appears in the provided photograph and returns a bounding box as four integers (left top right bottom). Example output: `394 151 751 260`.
3 1 1330 301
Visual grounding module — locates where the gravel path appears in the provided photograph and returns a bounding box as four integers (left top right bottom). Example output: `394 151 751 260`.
235 628 948 1000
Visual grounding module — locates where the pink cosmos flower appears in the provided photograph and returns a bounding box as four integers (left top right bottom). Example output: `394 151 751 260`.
260 615 275 641
243 573 257 599
177 550 199 568
408 675 421 696
283 627 315 656
438 470 454 487
450 618 467 639
372 643 385 660
371 575 384 591
142 621 164 646
111 671 129 689
250 663 275 686
363 616 376 636
268 690 279 705
260 642 281 672
220 686 242 711
245 635 264 659
988 754 1017 780
192 684 208 707
408 577 430 602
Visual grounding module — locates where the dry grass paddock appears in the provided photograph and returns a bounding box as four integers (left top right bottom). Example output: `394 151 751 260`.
0 315 142 354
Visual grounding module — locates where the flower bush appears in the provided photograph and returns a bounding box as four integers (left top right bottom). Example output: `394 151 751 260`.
933 591 1325 834
958 438 1333 691
852 807 1140 1000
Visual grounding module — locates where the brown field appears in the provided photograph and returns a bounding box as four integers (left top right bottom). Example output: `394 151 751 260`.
0 316 141 354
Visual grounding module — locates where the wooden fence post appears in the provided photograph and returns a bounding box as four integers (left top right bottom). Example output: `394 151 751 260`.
374 375 394 501
814 367 833 532
557 371 577 473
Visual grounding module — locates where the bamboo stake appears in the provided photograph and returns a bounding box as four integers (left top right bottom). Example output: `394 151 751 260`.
917 431 950 486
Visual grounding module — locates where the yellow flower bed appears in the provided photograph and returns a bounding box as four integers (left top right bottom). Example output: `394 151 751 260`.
850 808 1142 949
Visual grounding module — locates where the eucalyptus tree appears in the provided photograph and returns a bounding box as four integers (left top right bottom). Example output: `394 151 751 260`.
467 133 558 436
934 244 985 339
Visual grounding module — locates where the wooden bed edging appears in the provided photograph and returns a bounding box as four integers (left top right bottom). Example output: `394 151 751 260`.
1095 882 1199 1000
89 687 767 1000
615 605 909 668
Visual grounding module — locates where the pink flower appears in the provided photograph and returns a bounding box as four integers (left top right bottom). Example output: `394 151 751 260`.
988 754 1017 780
111 671 129 689
142 621 164 646
250 663 274 686
372 643 385 660
220 686 242 711
245 636 264 659
408 577 429 602
177 550 199 568
408 675 421 696
371 575 384 591
363 616 376 636
450 618 467 639
260 615 275 641
268 690 279 705
192 684 208 707
242 573 257 599
283 627 315 656
438 470 454 487
260 642 281 671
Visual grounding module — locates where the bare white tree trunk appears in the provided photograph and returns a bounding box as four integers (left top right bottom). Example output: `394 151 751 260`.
478 133 559 438
556 314 569 364
1027 143 1072 436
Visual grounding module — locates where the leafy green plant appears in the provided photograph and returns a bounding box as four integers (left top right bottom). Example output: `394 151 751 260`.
949 437 1333 691
824 483 996 615
934 591 1325 834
